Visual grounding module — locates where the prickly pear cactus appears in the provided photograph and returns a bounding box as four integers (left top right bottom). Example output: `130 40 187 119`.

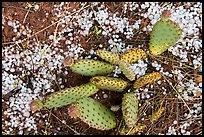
67 58 115 76
96 49 119 65
119 61 135 81
149 10 182 56
133 72 162 89
68 97 116 130
120 48 146 64
122 92 138 128
90 76 128 92
29 82 99 112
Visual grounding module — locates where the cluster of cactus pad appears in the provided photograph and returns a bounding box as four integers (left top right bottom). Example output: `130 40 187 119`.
29 10 178 133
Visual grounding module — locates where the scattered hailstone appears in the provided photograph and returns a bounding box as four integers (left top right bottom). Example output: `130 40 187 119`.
103 94 108 99
49 35 54 40
7 21 13 26
130 60 148 79
34 4 40 10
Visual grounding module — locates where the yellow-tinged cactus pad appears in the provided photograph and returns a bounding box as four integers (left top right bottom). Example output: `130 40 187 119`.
90 76 128 92
119 61 135 81
96 49 119 65
150 107 165 123
69 97 116 130
119 124 146 135
120 48 146 64
122 92 138 128
133 72 162 89
149 10 182 56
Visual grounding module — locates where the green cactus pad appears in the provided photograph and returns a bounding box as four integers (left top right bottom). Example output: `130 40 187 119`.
120 48 146 64
69 59 115 76
90 76 128 92
133 72 162 89
119 61 135 81
96 49 119 65
44 82 99 109
149 18 182 56
122 92 138 128
70 97 116 130
29 82 99 111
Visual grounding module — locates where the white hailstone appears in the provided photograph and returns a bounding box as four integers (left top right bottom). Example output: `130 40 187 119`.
151 19 157 25
89 49 95 55
103 94 108 99
65 40 72 45
7 20 13 26
141 4 146 9
13 28 17 32
197 106 202 111
154 14 160 20
68 33 73 37
146 94 150 99
148 14 154 20
18 130 23 135
157 80 161 84
105 20 109 25
23 111 30 117
10 68 15 72
49 35 54 40
181 129 186 134
186 131 191 135
34 4 40 10
173 120 178 125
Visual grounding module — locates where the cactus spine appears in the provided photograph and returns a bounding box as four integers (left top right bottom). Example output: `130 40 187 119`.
149 10 182 56
90 76 128 92
69 97 116 130
133 72 162 89
66 58 115 76
120 48 146 64
122 92 138 128
29 82 99 112
96 49 119 65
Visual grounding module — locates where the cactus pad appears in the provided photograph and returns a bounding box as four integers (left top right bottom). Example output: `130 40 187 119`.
29 82 99 111
90 76 128 92
150 107 165 123
69 97 116 130
96 49 119 65
120 48 146 64
149 13 182 56
133 72 162 89
119 61 135 81
119 124 146 135
122 92 138 128
69 59 115 76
